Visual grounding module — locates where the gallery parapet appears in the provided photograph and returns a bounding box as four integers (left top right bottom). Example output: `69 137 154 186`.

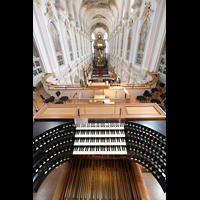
41 70 158 90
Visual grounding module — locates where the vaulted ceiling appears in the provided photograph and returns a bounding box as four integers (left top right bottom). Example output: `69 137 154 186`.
72 0 125 39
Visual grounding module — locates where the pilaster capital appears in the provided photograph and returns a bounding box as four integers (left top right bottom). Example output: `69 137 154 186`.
123 11 129 21
54 0 65 11
133 12 140 20
131 0 142 10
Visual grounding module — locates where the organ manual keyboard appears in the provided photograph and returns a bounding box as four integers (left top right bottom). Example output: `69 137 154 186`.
73 122 127 155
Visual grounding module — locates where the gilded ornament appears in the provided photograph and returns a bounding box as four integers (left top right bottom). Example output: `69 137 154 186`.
64 19 69 28
56 8 67 16
33 0 41 7
47 25 51 34
143 2 154 20
147 23 152 32
129 18 133 28
143 2 150 20
45 2 55 22
122 25 124 34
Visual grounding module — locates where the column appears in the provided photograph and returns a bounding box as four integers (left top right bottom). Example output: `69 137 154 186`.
66 0 75 22
129 12 140 64
123 0 131 21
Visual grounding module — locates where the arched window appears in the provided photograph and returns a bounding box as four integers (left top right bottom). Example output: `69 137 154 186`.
113 39 114 54
84 38 87 54
75 34 79 58
49 21 63 66
120 33 124 57
80 36 83 56
83 37 86 55
158 40 166 74
66 30 74 61
136 20 148 65
116 35 119 55
113 37 116 54
33 40 43 77
126 28 132 60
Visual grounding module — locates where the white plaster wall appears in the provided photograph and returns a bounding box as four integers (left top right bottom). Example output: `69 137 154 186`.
107 0 166 85
33 4 53 73
148 1 166 72
34 0 165 89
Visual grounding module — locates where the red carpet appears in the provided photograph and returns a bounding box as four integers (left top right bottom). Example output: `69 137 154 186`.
98 68 102 76
92 66 108 77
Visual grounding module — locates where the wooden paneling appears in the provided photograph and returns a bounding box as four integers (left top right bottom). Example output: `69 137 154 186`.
41 107 76 116
80 106 120 115
125 106 159 115
34 103 166 120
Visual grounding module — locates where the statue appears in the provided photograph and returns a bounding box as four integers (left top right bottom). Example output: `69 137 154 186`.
110 80 113 86
80 79 84 86
118 78 121 85
64 19 69 28
138 20 148 53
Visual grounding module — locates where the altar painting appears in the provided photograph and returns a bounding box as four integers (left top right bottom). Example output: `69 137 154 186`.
49 22 62 54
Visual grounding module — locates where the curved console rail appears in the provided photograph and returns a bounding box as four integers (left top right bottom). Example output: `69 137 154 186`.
33 119 166 193
33 120 76 192
125 120 166 192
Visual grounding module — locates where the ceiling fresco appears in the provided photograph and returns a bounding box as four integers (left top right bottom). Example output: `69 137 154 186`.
81 0 117 11
90 23 109 34
74 0 123 38
92 14 106 20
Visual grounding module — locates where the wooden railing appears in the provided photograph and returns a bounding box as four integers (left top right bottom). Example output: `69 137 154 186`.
41 71 158 90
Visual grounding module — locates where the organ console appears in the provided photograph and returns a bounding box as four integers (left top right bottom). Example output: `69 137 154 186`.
33 118 166 196
33 102 166 199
